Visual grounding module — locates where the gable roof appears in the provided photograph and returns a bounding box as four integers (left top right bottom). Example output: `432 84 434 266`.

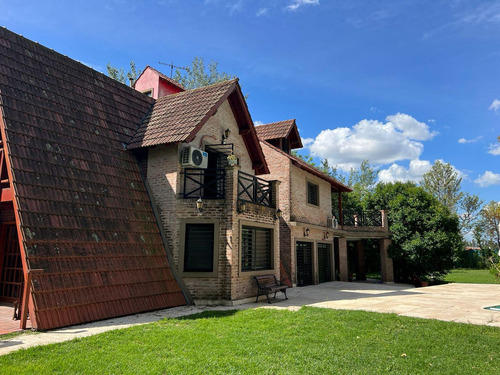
261 141 352 193
128 79 270 175
255 119 303 149
134 65 185 91
0 27 185 330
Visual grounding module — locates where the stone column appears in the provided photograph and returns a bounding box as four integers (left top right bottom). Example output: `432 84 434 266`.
380 238 394 283
356 240 366 280
338 237 348 282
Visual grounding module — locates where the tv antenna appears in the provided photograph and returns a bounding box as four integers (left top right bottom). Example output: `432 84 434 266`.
158 61 188 77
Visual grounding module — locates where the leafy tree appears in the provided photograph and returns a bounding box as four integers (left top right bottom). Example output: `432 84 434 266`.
106 61 138 84
481 201 500 250
421 160 463 211
367 182 462 281
173 57 235 89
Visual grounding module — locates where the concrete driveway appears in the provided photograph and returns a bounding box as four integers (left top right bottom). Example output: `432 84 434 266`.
270 281 500 327
1 282 499 356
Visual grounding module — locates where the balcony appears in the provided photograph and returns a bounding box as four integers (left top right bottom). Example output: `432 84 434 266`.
341 209 383 227
237 171 274 208
182 168 226 199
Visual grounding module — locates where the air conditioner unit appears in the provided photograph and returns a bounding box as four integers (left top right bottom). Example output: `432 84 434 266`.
181 146 208 168
327 217 339 229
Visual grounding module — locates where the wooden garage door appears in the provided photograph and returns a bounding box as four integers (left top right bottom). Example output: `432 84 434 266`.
296 241 313 287
318 243 332 283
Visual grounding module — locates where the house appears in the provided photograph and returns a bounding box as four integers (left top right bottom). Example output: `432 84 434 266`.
256 120 394 286
129 75 281 304
0 27 186 330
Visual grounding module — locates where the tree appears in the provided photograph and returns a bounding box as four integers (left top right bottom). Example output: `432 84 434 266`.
481 201 500 250
421 160 463 211
367 182 462 281
459 192 483 235
173 57 235 89
106 61 138 84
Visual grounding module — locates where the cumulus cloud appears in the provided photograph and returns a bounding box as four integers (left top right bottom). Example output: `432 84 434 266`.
254 120 264 126
306 113 437 171
378 159 432 183
474 171 500 187
458 136 483 144
489 99 500 112
286 0 319 12
488 143 500 155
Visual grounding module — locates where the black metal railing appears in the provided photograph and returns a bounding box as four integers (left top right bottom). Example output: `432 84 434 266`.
182 168 226 199
341 209 382 227
238 171 273 207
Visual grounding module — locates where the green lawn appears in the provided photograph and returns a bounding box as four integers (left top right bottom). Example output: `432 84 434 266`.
1 308 499 374
445 269 499 284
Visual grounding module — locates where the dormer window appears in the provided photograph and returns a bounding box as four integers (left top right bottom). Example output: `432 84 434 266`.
142 89 153 97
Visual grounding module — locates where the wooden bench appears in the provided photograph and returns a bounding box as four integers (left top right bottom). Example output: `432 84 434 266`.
253 274 289 304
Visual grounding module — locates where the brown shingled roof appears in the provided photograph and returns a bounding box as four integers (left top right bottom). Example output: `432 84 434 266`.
261 141 352 193
256 119 303 149
0 27 185 330
128 79 270 175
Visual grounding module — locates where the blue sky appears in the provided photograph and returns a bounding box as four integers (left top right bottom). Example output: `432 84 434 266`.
1 0 499 203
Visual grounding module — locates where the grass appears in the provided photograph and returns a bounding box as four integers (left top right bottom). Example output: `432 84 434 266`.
444 269 499 284
1 308 499 374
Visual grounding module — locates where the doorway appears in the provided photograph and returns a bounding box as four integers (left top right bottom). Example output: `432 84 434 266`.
0 224 23 303
318 243 333 283
296 241 313 286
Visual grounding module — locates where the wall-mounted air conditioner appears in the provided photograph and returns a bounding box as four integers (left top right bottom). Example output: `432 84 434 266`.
180 146 208 169
327 217 339 229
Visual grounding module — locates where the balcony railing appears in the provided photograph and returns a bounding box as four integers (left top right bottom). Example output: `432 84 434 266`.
238 171 273 207
341 209 382 227
182 168 226 199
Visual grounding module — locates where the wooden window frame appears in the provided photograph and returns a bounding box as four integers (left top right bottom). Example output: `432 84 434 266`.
179 219 219 278
239 220 275 275
306 180 320 207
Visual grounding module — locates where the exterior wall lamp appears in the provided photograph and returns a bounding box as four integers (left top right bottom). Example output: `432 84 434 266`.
222 128 231 144
196 197 203 215
274 208 283 220
304 228 310 237
238 201 247 213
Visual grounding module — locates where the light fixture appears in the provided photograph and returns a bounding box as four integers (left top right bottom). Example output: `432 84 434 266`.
238 201 247 213
222 128 231 144
196 197 203 215
274 208 282 220
304 228 310 237
323 231 330 240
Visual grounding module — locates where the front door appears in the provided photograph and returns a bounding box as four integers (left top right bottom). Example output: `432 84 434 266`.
0 224 23 302
318 243 332 283
296 241 313 287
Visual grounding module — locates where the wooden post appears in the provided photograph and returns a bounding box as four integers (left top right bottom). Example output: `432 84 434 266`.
20 269 43 329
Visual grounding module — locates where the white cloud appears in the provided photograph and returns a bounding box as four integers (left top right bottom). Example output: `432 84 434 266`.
256 8 269 17
306 113 437 171
488 143 500 155
458 136 483 144
370 106 382 113
385 113 438 141
378 159 432 183
286 0 319 12
489 99 500 112
254 120 264 126
474 171 500 187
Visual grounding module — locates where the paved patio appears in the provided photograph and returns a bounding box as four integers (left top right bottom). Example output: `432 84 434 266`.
1 281 499 356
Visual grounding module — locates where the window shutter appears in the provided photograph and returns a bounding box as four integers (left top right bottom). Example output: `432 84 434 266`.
184 223 214 272
307 182 319 206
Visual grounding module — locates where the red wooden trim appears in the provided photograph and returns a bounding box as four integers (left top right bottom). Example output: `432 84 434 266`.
0 187 13 202
0 109 35 328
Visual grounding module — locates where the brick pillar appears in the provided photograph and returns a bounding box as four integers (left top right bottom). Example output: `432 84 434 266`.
356 240 366 281
338 237 348 282
226 164 239 300
380 238 394 283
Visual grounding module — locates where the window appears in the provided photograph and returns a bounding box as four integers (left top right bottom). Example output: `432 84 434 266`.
241 226 272 271
142 89 153 97
307 182 319 206
183 223 215 272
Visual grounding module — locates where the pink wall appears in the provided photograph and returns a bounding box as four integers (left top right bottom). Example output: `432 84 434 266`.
134 67 183 99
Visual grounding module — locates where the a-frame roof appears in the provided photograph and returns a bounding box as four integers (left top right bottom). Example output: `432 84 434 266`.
128 79 270 175
255 119 303 149
0 27 185 330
